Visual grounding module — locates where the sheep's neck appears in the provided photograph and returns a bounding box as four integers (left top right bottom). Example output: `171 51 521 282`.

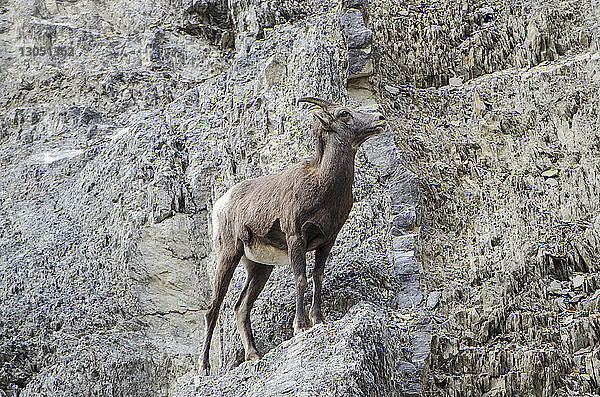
317 137 356 197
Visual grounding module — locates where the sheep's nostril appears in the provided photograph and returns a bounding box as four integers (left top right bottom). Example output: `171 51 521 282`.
378 114 386 121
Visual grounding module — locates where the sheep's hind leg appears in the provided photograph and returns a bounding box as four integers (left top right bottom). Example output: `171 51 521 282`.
200 247 242 375
234 258 273 361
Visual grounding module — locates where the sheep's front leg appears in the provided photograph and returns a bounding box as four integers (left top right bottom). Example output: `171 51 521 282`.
310 243 332 325
287 235 308 335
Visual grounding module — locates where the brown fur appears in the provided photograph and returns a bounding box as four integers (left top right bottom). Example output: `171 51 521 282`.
200 98 386 374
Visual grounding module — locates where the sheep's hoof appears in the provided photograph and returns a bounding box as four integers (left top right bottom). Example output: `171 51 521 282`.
246 350 262 362
293 325 308 335
200 361 210 376
309 311 325 325
293 316 308 335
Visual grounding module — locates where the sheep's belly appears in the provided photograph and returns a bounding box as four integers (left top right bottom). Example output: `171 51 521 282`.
243 243 289 266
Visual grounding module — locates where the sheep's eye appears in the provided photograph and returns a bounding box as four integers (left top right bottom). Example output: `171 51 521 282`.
339 110 350 118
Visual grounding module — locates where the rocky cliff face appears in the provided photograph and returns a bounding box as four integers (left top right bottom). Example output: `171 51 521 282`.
0 0 598 396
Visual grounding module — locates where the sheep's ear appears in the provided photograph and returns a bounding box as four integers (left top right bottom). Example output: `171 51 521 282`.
314 109 334 130
297 97 336 130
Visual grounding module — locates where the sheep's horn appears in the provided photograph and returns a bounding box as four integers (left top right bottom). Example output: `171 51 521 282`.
297 97 337 108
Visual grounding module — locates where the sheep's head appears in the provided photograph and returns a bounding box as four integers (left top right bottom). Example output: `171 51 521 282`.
298 97 386 149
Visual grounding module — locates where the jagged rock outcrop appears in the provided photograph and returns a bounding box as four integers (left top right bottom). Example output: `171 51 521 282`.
401 52 600 396
174 303 431 397
1 0 599 396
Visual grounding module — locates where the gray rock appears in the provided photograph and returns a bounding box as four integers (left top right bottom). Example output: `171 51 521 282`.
342 0 367 10
448 76 463 86
391 274 423 309
392 252 419 276
572 275 585 289
541 169 559 178
390 170 420 210
549 280 563 295
426 291 442 310
392 234 416 251
175 303 423 397
341 9 373 49
393 205 417 226
361 126 401 177
347 48 374 78
384 84 400 95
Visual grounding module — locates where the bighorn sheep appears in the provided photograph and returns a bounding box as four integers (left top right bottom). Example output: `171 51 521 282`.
201 97 386 374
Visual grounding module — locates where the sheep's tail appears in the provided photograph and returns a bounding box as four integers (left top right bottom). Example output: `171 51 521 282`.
211 188 233 247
